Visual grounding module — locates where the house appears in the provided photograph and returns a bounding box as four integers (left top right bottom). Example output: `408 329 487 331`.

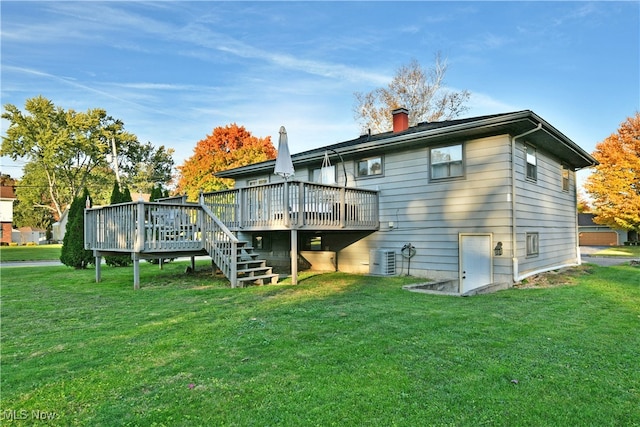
84 109 597 293
15 226 48 245
0 186 16 245
578 213 626 246
214 109 597 292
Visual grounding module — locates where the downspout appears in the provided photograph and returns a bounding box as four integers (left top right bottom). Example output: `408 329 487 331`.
510 123 542 282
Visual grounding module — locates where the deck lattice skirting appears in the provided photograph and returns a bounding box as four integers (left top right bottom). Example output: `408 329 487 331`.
84 182 378 289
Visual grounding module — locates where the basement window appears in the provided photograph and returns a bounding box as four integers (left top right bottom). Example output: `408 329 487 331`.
356 157 383 178
526 232 539 257
252 234 272 251
304 236 323 251
430 143 463 179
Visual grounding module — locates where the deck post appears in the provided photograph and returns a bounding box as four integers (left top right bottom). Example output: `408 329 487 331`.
94 251 102 282
132 253 140 290
297 182 304 227
291 229 298 285
135 201 145 252
283 181 290 228
339 187 346 228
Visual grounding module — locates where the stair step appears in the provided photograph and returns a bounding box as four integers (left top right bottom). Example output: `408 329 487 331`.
237 253 260 261
237 259 266 267
236 273 279 286
238 266 272 274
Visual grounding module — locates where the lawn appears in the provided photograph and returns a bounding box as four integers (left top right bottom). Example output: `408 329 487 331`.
1 261 639 426
594 245 640 257
0 244 62 262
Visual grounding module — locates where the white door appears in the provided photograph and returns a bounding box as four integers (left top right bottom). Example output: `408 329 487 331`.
460 234 493 293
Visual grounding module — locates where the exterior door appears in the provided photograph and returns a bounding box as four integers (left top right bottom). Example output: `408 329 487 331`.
459 234 493 293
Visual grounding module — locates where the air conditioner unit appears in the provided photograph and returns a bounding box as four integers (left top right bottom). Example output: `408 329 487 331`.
369 249 396 276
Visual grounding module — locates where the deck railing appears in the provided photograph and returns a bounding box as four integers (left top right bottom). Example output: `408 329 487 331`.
84 201 204 253
199 199 239 287
201 181 379 230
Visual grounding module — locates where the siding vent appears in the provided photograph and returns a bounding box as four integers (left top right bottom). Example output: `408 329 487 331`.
369 249 396 275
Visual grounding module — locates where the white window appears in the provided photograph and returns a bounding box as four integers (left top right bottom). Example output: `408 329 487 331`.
562 166 570 191
248 178 268 186
311 166 336 184
526 232 539 257
357 157 383 177
526 145 537 181
430 144 463 179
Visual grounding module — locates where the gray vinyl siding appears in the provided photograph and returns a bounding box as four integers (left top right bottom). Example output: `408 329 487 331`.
232 132 580 285
338 135 514 282
515 140 579 278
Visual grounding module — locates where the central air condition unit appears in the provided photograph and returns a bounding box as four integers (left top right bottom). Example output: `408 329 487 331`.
369 249 396 276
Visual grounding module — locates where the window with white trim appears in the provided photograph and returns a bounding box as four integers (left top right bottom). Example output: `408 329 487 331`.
526 145 537 181
562 165 570 191
248 178 268 186
430 143 463 179
526 232 539 257
311 166 336 184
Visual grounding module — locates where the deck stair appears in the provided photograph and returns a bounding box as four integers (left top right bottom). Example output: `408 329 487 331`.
234 241 279 286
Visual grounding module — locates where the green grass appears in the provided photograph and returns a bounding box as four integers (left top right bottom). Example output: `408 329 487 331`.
594 245 640 257
1 262 639 426
0 244 62 262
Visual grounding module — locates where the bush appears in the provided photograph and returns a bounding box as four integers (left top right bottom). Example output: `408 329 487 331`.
104 182 133 268
60 189 94 269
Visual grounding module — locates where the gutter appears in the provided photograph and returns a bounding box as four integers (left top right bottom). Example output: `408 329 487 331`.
510 123 542 283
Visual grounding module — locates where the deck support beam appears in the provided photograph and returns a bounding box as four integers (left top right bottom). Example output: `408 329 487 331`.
133 253 140 290
94 252 102 282
291 229 298 285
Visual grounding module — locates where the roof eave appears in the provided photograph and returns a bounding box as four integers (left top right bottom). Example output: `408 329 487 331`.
216 110 597 178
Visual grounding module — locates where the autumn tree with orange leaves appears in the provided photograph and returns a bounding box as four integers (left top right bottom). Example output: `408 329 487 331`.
176 124 276 200
584 113 640 241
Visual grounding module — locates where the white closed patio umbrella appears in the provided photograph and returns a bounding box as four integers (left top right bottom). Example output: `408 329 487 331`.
273 126 298 285
274 126 294 180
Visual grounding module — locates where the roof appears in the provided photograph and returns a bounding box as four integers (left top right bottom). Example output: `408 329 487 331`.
216 110 598 179
0 186 17 199
18 226 47 232
578 213 597 226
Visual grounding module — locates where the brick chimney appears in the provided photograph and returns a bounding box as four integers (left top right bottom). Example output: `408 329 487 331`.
392 107 409 133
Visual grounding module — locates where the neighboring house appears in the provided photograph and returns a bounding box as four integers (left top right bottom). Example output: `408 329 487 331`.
578 213 626 246
84 109 597 293
15 226 48 245
0 186 17 245
216 109 597 292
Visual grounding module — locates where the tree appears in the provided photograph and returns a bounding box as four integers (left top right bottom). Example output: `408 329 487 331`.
105 182 133 267
150 184 169 202
584 113 640 240
176 124 277 200
1 96 174 219
354 54 470 134
60 188 93 269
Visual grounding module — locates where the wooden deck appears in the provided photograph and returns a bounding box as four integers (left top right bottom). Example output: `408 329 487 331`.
84 182 379 288
201 181 379 231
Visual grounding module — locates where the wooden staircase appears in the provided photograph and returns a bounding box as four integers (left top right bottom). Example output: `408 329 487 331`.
234 241 279 286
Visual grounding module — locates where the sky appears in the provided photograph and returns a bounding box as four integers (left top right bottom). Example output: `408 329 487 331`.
1 1 639 190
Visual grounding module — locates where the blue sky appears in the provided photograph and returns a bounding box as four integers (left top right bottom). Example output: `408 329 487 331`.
2 1 638 189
